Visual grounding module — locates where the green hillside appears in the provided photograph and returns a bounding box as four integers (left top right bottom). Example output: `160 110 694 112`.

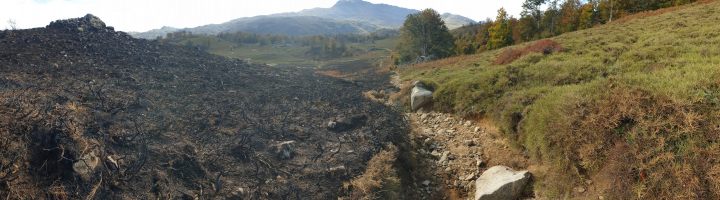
400 1 720 198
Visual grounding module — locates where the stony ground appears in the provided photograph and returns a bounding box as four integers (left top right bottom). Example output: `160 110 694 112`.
403 111 530 199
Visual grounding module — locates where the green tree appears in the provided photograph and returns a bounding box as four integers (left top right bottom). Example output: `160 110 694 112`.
541 0 561 37
521 0 547 40
396 8 455 63
487 8 513 50
578 1 598 30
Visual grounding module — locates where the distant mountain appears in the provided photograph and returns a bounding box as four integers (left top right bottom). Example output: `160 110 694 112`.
128 26 178 39
191 16 379 36
131 0 475 39
292 0 475 29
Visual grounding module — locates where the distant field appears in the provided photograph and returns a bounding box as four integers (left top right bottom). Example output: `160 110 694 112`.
400 1 720 199
172 35 398 67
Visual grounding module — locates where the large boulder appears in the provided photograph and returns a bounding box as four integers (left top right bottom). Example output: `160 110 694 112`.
47 14 112 32
474 165 531 200
411 81 432 111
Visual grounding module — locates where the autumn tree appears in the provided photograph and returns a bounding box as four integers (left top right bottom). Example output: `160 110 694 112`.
487 8 513 50
578 1 598 30
396 8 455 63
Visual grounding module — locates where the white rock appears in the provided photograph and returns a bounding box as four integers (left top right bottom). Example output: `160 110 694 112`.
474 166 531 200
411 83 433 111
422 180 431 186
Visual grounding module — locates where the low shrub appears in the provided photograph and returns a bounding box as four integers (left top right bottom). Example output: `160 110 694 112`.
494 39 564 65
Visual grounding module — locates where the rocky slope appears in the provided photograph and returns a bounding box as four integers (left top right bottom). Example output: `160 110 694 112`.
0 14 408 199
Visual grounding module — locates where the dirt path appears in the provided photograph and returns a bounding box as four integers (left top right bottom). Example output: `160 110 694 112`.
402 111 530 199
315 54 532 199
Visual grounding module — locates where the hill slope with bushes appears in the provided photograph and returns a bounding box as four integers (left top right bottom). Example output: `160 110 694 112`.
399 1 720 198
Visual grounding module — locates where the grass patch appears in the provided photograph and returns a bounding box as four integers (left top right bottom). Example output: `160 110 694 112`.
399 1 720 198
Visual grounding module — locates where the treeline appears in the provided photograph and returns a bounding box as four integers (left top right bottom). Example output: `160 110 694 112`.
454 0 699 55
159 30 398 59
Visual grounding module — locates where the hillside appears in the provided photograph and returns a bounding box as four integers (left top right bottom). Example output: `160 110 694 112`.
132 0 474 39
399 1 720 199
293 0 474 29
0 14 408 199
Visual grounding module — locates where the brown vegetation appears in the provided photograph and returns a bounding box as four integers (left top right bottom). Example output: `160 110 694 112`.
493 39 564 65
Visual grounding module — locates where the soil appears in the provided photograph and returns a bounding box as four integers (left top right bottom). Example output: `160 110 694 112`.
0 15 408 199
402 112 531 199
1 14 532 200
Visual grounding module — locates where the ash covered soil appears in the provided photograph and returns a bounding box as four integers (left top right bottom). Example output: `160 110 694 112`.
0 15 408 199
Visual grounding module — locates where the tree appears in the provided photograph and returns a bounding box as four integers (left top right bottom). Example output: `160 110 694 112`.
487 8 513 50
396 8 455 63
559 0 582 33
578 1 598 30
7 19 17 30
541 0 561 37
521 0 547 40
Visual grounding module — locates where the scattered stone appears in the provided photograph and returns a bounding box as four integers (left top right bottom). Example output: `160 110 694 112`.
438 151 450 164
431 150 441 157
424 137 432 145
328 165 346 172
411 82 433 111
422 180 431 186
464 140 476 146
464 120 472 126
474 127 480 132
73 151 100 181
272 141 295 160
327 121 337 129
445 167 452 172
476 158 485 168
105 155 119 171
574 186 586 193
474 166 531 200
462 172 477 181
327 115 368 132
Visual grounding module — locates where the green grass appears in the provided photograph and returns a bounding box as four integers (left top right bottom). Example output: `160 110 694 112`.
400 1 720 198
169 35 399 67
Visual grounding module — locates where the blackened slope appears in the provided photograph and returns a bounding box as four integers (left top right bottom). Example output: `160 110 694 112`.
0 15 407 199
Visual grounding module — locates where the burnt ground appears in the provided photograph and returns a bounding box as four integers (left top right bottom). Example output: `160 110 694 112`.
0 15 409 199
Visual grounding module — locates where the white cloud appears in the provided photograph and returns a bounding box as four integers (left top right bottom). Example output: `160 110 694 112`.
1 0 524 32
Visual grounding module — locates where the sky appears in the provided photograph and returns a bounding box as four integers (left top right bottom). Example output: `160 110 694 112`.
0 0 523 32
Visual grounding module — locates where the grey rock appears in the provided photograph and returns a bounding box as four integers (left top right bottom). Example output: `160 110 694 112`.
474 166 531 200
438 151 450 164
411 83 433 111
273 141 296 160
73 151 100 181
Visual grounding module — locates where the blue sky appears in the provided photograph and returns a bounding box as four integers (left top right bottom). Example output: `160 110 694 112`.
1 0 523 32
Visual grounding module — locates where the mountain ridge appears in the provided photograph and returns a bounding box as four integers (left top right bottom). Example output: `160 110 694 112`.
131 0 475 39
